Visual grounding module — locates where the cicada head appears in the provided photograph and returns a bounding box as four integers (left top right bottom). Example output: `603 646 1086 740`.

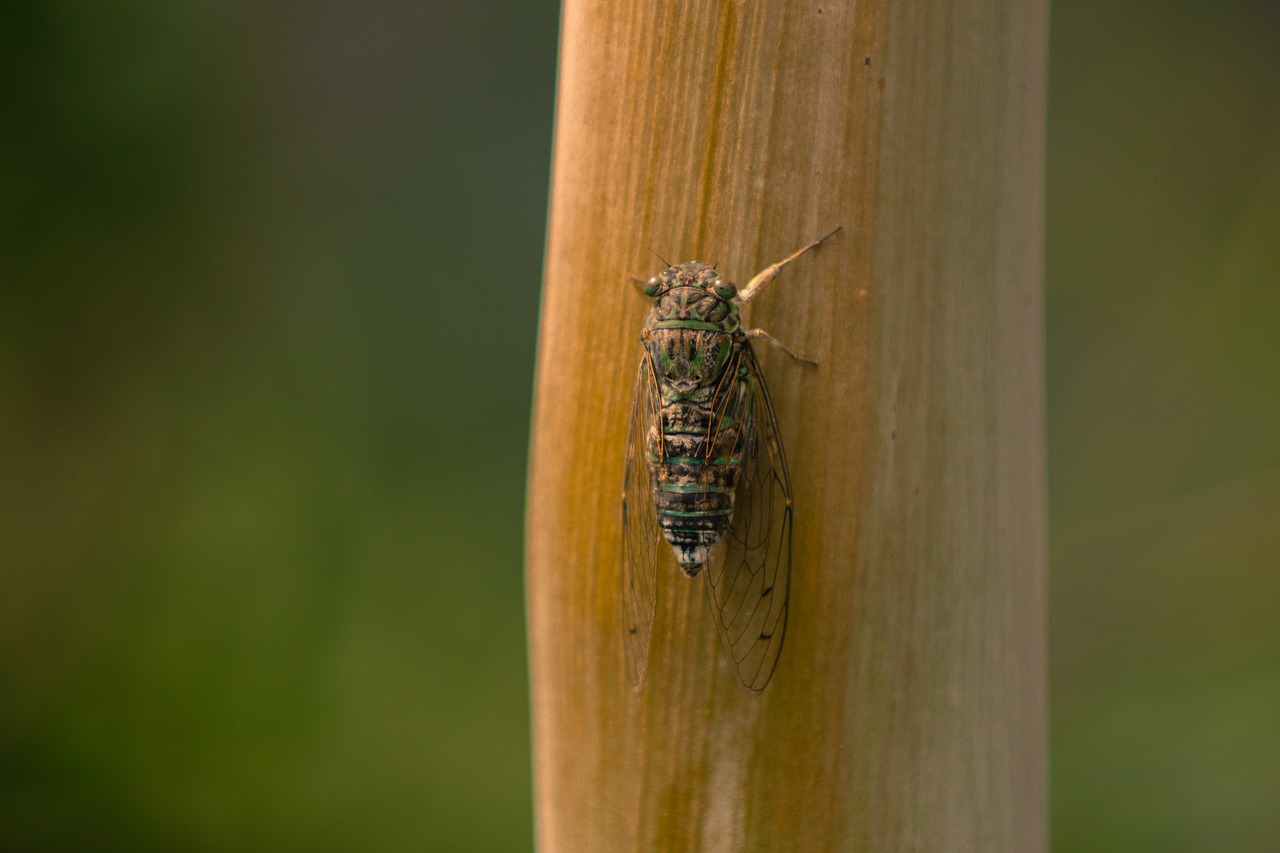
647 261 735 301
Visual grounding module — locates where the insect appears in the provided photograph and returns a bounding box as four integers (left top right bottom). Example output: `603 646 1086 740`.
621 226 840 692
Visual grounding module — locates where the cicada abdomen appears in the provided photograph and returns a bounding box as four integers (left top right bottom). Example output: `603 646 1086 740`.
621 227 839 692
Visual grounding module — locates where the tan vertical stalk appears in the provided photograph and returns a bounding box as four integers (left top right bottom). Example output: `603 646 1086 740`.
526 0 1048 849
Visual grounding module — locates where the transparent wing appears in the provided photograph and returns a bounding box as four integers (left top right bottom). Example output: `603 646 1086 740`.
621 353 663 689
703 343 793 692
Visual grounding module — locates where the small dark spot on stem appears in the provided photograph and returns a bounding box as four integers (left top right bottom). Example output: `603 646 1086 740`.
864 56 871 66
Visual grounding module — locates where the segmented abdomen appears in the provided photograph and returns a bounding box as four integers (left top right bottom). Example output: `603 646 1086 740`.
644 328 751 577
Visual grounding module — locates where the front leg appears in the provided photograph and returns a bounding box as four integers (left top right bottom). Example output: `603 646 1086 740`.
744 328 818 367
734 226 841 304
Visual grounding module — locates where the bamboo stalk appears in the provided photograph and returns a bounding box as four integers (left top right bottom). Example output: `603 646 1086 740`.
526 0 1048 849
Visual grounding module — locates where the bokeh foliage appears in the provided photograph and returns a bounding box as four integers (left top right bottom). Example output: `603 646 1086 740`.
1 2 553 850
1048 1 1280 849
0 0 1276 850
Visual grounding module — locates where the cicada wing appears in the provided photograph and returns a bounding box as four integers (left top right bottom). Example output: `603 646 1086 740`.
704 344 794 692
621 353 663 689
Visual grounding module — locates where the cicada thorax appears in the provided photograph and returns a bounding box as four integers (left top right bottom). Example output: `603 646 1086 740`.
642 279 749 577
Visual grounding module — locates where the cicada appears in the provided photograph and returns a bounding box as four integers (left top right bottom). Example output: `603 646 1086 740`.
621 227 839 692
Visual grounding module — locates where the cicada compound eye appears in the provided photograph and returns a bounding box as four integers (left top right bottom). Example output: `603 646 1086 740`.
643 276 660 296
713 279 736 299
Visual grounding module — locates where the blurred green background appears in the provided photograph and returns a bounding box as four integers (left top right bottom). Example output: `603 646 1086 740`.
1 1 1276 851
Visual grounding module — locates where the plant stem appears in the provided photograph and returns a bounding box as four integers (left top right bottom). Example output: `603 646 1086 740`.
527 0 1048 849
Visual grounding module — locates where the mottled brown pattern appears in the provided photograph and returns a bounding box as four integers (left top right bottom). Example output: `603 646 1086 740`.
621 239 830 694
641 271 749 576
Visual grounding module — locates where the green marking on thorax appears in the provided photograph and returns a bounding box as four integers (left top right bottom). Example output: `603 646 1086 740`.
650 319 735 332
